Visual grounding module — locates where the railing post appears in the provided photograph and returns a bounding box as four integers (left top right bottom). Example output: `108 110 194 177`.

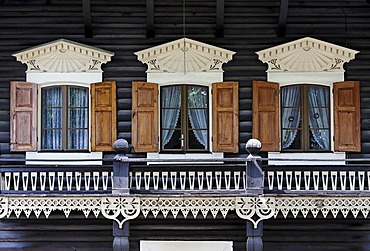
112 139 130 251
246 138 263 195
245 139 263 251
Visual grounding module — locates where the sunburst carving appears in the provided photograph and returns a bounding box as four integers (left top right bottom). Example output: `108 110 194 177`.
135 37 235 73
256 37 359 72
13 39 114 73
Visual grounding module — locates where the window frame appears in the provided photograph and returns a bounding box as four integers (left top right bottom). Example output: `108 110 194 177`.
37 82 92 152
280 84 331 152
40 84 90 152
159 84 210 153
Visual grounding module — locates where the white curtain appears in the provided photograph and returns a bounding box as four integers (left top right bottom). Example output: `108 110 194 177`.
281 86 301 149
187 86 208 149
41 87 62 150
161 86 181 147
68 87 88 150
308 86 330 150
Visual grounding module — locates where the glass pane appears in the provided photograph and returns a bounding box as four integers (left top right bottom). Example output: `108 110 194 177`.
188 86 208 108
69 87 88 107
42 87 62 107
41 129 62 150
188 130 208 150
188 109 208 129
42 108 62 129
282 129 301 150
68 129 88 150
161 109 181 129
308 86 329 106
310 129 330 150
69 108 88 128
161 86 181 108
309 108 329 128
281 108 301 129
162 130 182 150
281 86 301 107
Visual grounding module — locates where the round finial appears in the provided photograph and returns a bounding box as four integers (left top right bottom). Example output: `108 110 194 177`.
113 138 130 154
245 138 262 154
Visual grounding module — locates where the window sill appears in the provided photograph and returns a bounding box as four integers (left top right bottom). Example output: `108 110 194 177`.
268 152 345 166
26 152 103 165
147 152 224 164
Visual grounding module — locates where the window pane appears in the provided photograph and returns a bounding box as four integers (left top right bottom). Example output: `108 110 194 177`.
162 130 182 150
309 129 330 150
69 87 88 107
282 129 301 150
161 86 181 108
68 129 88 150
188 130 208 150
42 129 62 150
308 86 329 106
309 108 329 128
188 86 207 108
42 87 62 107
42 108 62 129
69 108 88 128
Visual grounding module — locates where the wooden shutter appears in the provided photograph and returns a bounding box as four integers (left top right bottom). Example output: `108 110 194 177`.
334 81 361 152
10 82 38 152
132 82 158 152
91 81 117 152
212 82 239 153
252 80 280 152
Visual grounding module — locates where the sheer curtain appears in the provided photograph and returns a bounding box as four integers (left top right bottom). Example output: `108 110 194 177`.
281 86 301 149
68 87 88 150
308 86 330 150
161 86 181 147
42 87 62 150
187 86 208 149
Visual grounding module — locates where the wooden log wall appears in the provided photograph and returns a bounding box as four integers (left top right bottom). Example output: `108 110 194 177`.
1 0 370 250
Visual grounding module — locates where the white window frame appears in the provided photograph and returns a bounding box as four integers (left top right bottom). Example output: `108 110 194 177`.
25 73 103 165
267 71 345 165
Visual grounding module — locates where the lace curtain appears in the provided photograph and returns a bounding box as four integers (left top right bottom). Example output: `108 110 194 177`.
161 86 181 147
281 86 301 149
187 86 208 149
68 87 88 150
308 86 330 150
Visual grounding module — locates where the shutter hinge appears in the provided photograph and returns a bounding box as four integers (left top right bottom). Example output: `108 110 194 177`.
333 135 335 141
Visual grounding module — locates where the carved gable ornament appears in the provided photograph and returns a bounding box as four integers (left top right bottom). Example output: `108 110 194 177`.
135 37 235 73
256 37 359 72
12 39 114 73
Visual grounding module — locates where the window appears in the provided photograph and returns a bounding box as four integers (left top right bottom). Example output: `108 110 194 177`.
41 85 89 151
253 80 360 153
281 85 330 152
132 81 239 153
10 81 116 153
161 85 209 152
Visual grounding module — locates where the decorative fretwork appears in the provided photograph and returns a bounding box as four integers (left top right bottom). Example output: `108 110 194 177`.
147 59 160 71
1 196 370 227
101 197 140 228
27 60 41 71
140 197 235 219
236 197 275 228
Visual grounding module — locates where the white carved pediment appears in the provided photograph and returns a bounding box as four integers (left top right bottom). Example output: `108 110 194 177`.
135 37 235 73
13 39 114 73
256 37 359 72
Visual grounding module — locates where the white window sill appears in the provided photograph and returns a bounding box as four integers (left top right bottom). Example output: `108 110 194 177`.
26 152 103 165
268 152 345 165
147 152 224 164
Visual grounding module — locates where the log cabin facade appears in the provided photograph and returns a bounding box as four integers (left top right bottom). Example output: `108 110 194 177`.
1 0 370 250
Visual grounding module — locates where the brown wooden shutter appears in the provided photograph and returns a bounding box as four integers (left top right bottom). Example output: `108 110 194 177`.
212 81 239 153
10 82 37 152
91 81 117 152
334 81 361 152
132 82 158 152
252 80 280 152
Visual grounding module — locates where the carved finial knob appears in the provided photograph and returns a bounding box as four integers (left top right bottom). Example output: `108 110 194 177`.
245 138 262 154
113 139 130 154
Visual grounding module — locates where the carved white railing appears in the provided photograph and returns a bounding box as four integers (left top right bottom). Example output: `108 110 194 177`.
0 171 113 192
129 170 247 191
266 170 370 191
